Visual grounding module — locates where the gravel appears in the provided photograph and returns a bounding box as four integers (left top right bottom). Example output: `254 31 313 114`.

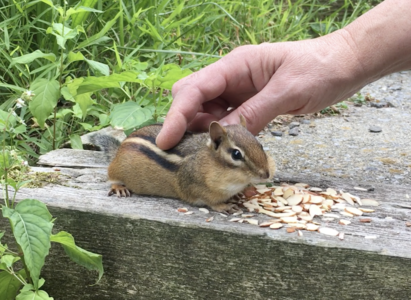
259 71 411 186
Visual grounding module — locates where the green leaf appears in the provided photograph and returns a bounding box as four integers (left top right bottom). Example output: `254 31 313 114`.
155 64 192 89
0 271 23 300
13 124 26 135
40 0 54 7
110 101 153 131
12 50 56 65
0 255 20 269
0 150 12 177
0 83 26 93
66 77 84 97
71 0 99 27
61 87 75 101
74 92 94 118
0 109 17 129
29 79 60 128
67 51 85 64
76 71 140 95
76 11 121 49
85 59 110 76
2 200 53 289
48 23 81 49
139 20 163 42
66 6 102 19
141 64 192 90
16 289 53 300
51 231 103 282
69 134 83 150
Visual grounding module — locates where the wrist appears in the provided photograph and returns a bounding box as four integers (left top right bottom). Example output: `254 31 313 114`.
338 0 411 83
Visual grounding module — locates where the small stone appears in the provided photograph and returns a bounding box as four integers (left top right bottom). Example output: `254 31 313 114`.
370 102 386 109
289 127 300 136
301 120 311 125
270 131 283 137
389 84 401 91
289 122 300 129
369 126 382 133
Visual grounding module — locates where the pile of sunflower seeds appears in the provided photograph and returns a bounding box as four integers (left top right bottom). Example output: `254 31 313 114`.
232 183 379 239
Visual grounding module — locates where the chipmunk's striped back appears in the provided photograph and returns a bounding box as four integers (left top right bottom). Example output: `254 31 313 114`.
93 116 275 212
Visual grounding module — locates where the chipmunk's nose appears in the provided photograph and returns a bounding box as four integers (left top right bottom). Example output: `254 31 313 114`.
259 170 270 179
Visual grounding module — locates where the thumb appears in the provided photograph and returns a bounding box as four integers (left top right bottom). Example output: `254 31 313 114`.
219 85 287 135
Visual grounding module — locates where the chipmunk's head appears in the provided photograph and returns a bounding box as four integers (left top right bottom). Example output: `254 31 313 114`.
207 115 275 183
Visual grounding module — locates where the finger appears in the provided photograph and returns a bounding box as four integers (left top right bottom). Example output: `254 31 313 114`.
156 110 190 150
219 75 306 135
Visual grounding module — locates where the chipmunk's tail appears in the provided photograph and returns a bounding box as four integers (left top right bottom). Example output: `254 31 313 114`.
89 133 121 162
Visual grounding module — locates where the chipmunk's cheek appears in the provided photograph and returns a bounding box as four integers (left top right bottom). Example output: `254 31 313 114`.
225 182 249 195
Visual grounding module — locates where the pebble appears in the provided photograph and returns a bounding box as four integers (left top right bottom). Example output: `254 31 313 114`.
289 127 300 136
289 122 300 129
369 126 382 133
389 84 402 91
301 120 311 125
271 131 283 137
370 102 386 109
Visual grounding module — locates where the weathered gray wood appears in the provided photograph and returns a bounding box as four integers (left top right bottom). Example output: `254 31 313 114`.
1 162 410 299
37 149 108 168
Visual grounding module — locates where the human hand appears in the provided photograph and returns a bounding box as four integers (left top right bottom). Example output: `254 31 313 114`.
156 29 366 150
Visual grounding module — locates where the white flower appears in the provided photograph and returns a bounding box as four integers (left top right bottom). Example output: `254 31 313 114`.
25 90 34 97
22 161 29 166
16 98 25 108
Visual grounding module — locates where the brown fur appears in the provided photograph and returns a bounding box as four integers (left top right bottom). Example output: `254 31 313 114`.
106 119 275 212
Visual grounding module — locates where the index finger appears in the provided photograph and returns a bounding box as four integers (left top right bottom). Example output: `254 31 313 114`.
156 62 228 150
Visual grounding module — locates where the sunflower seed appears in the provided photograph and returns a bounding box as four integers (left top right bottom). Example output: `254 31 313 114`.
360 199 380 206
283 188 294 199
345 207 363 216
287 194 304 206
269 223 283 229
246 219 259 225
359 218 372 223
305 223 320 231
339 219 351 225
259 221 275 227
359 208 375 213
318 227 339 236
281 216 298 223
309 205 323 217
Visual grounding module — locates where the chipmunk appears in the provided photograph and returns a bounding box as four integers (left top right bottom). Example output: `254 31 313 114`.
90 116 275 212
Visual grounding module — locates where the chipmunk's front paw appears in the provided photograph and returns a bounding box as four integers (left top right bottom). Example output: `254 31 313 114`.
108 184 131 197
210 203 239 214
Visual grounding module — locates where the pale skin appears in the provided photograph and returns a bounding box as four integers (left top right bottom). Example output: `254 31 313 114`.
156 0 411 150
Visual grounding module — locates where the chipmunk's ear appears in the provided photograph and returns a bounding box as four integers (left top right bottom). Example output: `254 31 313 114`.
209 121 227 150
239 114 247 128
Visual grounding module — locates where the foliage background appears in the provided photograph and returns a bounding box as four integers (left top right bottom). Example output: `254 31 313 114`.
0 0 382 160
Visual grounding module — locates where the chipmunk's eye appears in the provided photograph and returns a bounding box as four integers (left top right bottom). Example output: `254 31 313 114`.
231 149 243 160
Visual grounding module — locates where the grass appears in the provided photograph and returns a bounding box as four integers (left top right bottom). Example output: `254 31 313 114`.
0 0 382 159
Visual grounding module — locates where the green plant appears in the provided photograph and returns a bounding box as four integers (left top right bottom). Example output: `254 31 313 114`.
348 92 368 106
320 101 348 115
0 97 103 300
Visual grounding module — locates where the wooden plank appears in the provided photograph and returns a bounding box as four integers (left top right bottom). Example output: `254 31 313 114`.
1 152 410 298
